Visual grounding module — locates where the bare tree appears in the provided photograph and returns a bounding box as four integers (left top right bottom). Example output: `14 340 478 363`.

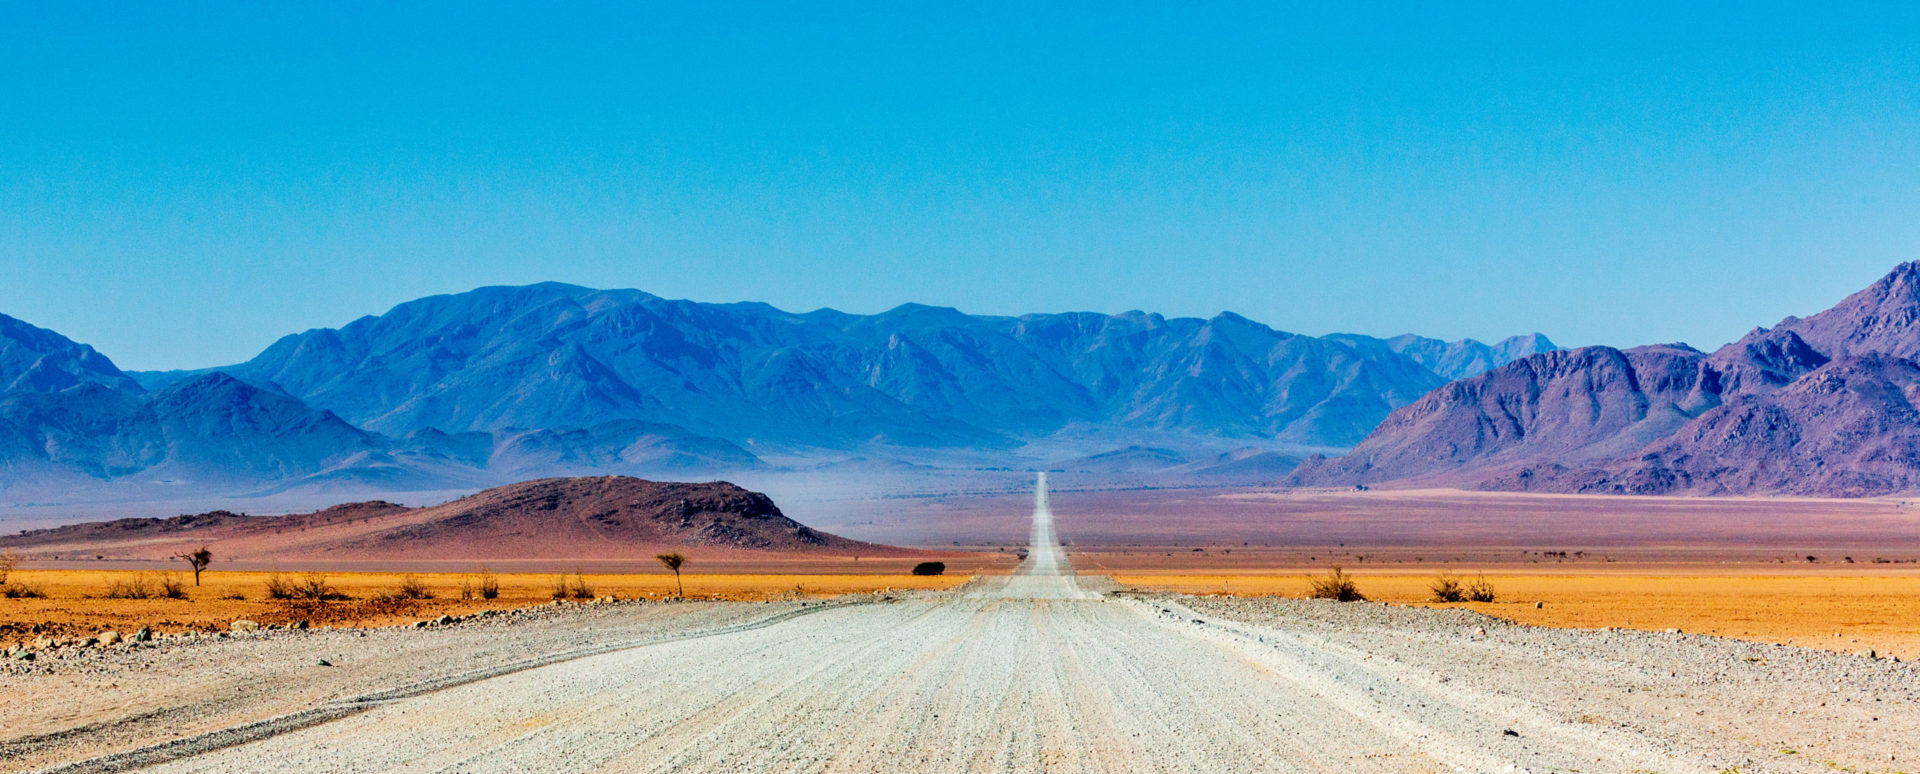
655 552 686 598
176 546 213 586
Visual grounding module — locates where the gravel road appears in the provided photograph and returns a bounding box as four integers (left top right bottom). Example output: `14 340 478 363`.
14 478 1918 773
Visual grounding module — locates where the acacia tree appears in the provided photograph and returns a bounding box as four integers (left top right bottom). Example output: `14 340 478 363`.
655 552 686 598
176 546 213 586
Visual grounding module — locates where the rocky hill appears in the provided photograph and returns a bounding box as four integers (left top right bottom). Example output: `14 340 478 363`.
0 477 893 561
1292 262 1920 496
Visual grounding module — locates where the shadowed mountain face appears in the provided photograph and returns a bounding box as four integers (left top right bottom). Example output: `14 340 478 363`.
0 314 142 394
0 284 1552 509
1293 262 1920 496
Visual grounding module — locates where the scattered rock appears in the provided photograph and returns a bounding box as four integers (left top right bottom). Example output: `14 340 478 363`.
435 615 454 625
291 620 310 630
231 619 261 632
1503 729 1520 737
317 658 332 667
132 627 152 642
1534 601 1544 609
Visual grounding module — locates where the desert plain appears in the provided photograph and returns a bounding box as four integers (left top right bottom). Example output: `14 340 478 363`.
6 484 1920 773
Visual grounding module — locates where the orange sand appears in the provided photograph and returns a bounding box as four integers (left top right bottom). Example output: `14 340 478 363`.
1116 572 1920 659
0 569 968 646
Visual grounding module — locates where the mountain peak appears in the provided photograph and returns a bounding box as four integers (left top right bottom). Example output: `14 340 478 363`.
1775 261 1920 360
0 313 143 394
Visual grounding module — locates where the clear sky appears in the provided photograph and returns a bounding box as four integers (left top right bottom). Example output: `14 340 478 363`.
3 2 1918 370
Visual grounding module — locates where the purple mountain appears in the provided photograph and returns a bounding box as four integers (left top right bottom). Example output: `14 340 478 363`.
1292 261 1920 496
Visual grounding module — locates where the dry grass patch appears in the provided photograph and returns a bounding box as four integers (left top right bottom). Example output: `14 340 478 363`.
1115 571 1920 659
0 569 971 648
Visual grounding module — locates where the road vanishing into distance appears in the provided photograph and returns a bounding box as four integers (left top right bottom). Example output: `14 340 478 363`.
59 474 1862 773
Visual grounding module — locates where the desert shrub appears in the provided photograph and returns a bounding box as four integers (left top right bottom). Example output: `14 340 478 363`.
551 572 594 600
265 572 294 600
1464 574 1497 603
0 550 17 587
1306 567 1365 602
396 574 433 600
105 574 155 599
1429 573 1464 603
1 582 45 599
457 576 475 601
911 561 946 576
158 572 188 599
478 567 499 600
268 571 344 601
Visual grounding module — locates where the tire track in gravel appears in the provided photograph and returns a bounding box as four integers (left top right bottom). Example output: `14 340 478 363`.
29 601 858 774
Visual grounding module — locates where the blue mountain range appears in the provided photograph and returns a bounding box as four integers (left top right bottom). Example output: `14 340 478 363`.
0 284 1553 504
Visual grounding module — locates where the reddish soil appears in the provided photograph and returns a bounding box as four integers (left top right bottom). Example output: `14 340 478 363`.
1 477 944 568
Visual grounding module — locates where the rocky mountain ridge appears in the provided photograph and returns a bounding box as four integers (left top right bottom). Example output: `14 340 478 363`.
1291 261 1920 496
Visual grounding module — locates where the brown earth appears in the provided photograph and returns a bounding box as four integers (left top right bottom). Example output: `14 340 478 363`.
815 485 1920 563
0 476 938 566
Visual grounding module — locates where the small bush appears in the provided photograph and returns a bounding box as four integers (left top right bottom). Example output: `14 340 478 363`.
265 572 295 600
396 574 433 600
478 567 499 600
1 582 45 599
1429 573 1464 603
158 572 188 599
105 574 155 599
0 550 17 586
552 572 593 600
268 571 344 601
1307 567 1365 602
911 561 947 576
1464 574 1497 603
457 576 475 600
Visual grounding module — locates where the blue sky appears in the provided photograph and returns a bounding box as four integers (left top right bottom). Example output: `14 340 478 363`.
3 2 1918 370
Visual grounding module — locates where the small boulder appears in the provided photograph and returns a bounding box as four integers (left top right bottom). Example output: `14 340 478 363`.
316 658 332 667
132 627 152 642
290 620 309 630
230 619 261 632
11 650 33 662
435 614 453 626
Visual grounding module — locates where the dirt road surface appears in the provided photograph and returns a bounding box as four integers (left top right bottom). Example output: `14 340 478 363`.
15 475 1918 773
